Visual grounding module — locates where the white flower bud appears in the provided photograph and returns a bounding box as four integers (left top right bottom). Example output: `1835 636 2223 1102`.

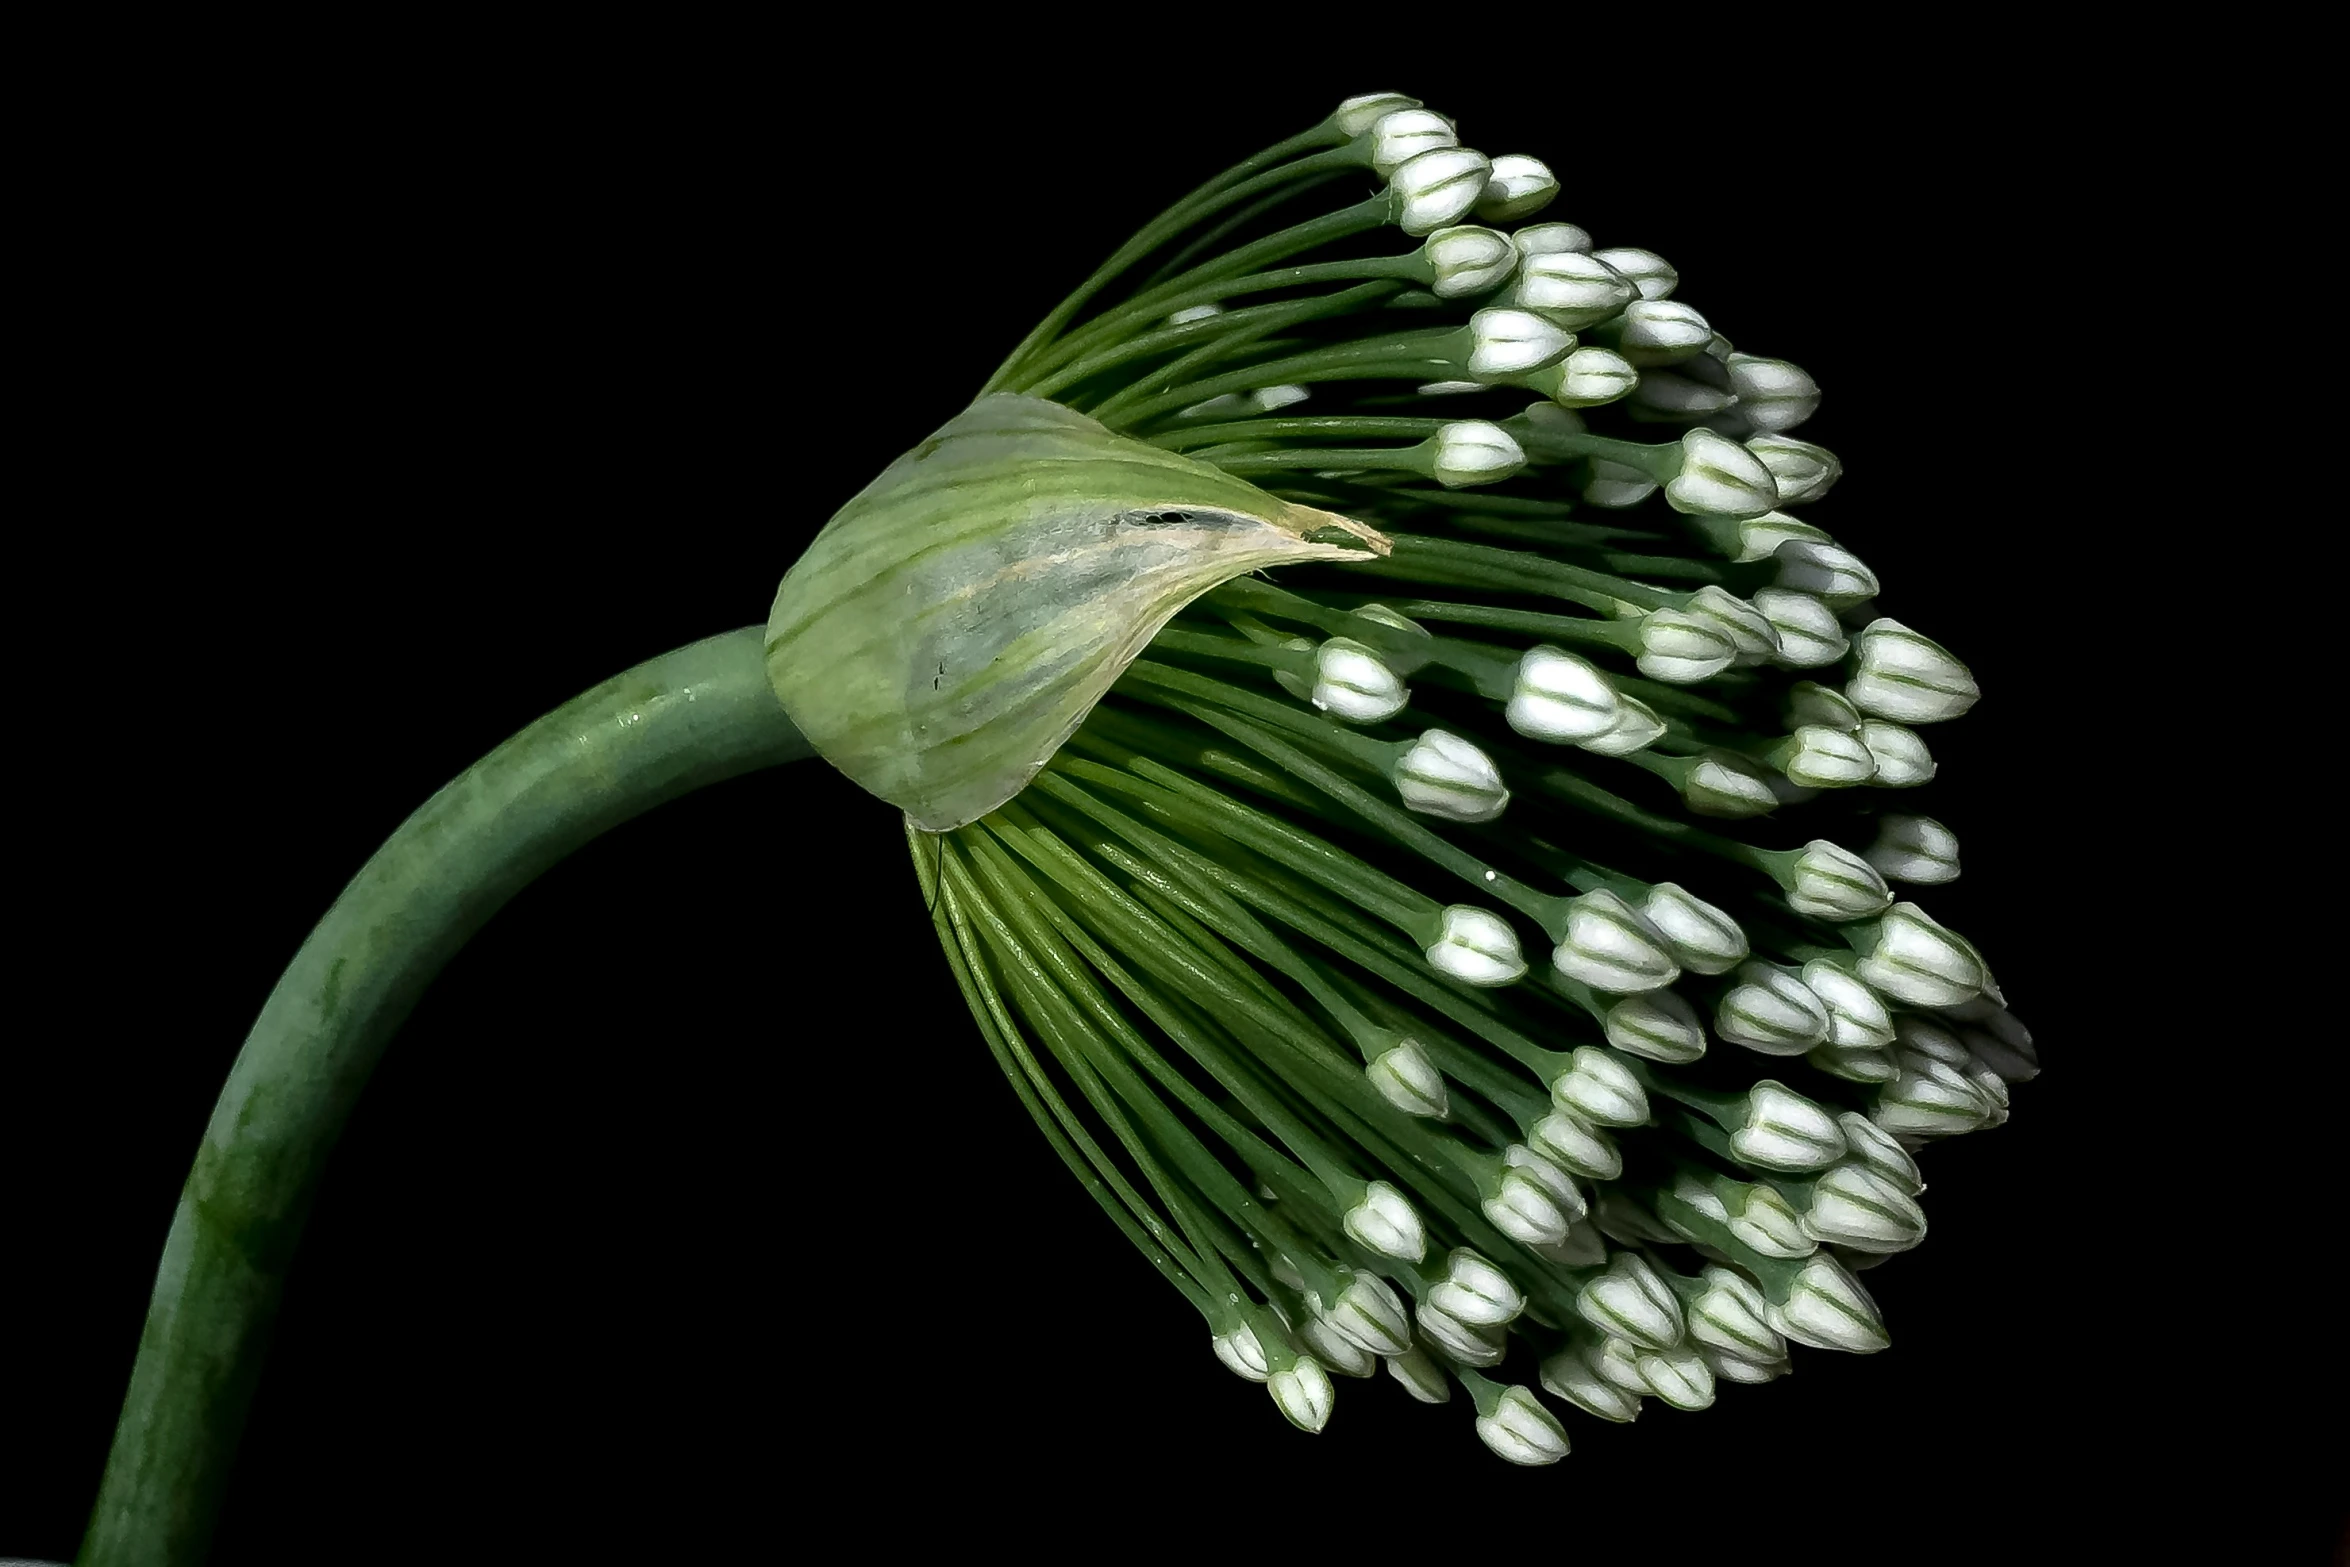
1805 1163 1927 1253
1706 1348 1792 1384
1684 585 1781 664
1299 1312 1379 1377
1580 694 1667 757
1634 607 1735 683
1612 298 1713 365
1515 221 1593 255
1727 1182 1815 1259
1389 146 1493 236
1630 1344 1717 1411
1865 815 1960 885
1541 1344 1643 1423
1416 379 1485 396
1666 427 1780 518
1351 603 1430 638
1344 1180 1427 1263
1506 644 1623 742
1553 888 1681 995
1746 434 1842 505
1605 989 1709 1063
1732 1080 1848 1171
1529 1221 1610 1270
1309 637 1408 722
1897 1012 1977 1071
1423 224 1518 299
1786 839 1894 921
1465 307 1573 379
1212 1324 1271 1382
1591 246 1677 299
1318 1272 1413 1358
1716 961 1833 1055
1836 1111 1925 1195
1858 719 1935 786
1475 153 1558 221
1683 751 1778 817
1483 1144 1586 1246
1476 1384 1571 1465
1768 1255 1889 1354
1513 249 1638 328
1640 882 1747 976
1787 680 1862 731
1874 1055 1996 1137
1628 368 1738 419
1576 1251 1685 1351
1774 538 1880 604
1167 303 1225 325
1424 904 1528 986
1553 346 1640 407
1269 1253 1308 1292
1251 383 1310 412
1431 1249 1527 1327
1580 454 1657 506
1530 1108 1623 1180
1752 588 1850 667
1269 1356 1338 1431
1366 1038 1449 1119
1809 1043 1896 1083
1383 1344 1452 1404
1782 724 1877 787
1333 92 1422 139
1735 511 1831 563
1552 1045 1649 1126
1856 902 1988 1007
1429 419 1527 487
1724 353 1820 432
1416 1298 1506 1367
1802 959 1896 1050
1366 107 1457 175
1394 729 1510 822
1848 618 1980 724
1689 1265 1787 1362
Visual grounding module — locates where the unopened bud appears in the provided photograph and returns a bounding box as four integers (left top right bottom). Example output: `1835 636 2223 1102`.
1344 1180 1428 1263
1425 905 1528 987
1611 298 1713 365
1553 888 1681 994
1576 1251 1686 1352
1752 589 1850 668
1367 1037 1449 1119
1804 1163 1928 1253
1580 693 1667 756
1605 989 1709 1063
1635 608 1736 683
1689 1265 1787 1363
1580 455 1657 506
1836 1111 1925 1195
1865 814 1960 885
1685 585 1781 665
1515 221 1593 255
1389 146 1493 236
1630 1343 1717 1411
1781 724 1877 787
1724 353 1820 432
1309 637 1408 722
1423 224 1518 298
1319 1272 1414 1358
1416 1298 1506 1367
1732 1080 1848 1171
1530 1107 1623 1181
1848 618 1980 724
1591 246 1677 299
1785 839 1894 921
1856 903 1989 1007
1707 1348 1792 1384
1641 883 1747 976
1775 538 1880 604
1735 511 1830 563
1746 434 1841 505
1507 645 1623 742
1477 1384 1572 1465
1475 154 1559 221
1802 959 1896 1050
1787 680 1862 731
1395 728 1510 822
1366 107 1457 176
1333 93 1423 139
1299 1312 1379 1378
1716 961 1833 1056
1429 418 1527 487
1483 1144 1586 1246
1466 307 1574 379
1552 1045 1649 1127
1213 1324 1271 1382
1769 1255 1889 1354
1629 367 1738 419
1552 346 1640 407
1269 1356 1338 1431
1513 249 1638 328
1858 719 1935 786
1383 1343 1452 1404
1430 1249 1527 1327
1666 427 1780 518
1682 751 1779 817
1541 1343 1643 1423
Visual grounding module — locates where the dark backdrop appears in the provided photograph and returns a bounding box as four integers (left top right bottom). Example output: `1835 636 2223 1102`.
13 42 2326 1567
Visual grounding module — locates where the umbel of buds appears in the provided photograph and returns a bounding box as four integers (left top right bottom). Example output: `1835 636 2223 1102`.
766 90 2031 1470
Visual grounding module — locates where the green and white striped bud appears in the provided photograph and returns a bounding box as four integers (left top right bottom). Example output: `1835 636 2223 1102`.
1610 298 1714 366
1641 883 1748 976
1685 585 1781 666
1682 751 1779 817
1688 1265 1788 1363
1874 1053 1997 1137
1531 1107 1624 1181
1666 427 1781 519
1774 538 1880 604
1345 1180 1428 1263
1484 1144 1587 1246
1628 368 1738 420
1367 1037 1449 1119
1576 1251 1686 1351
1416 1298 1506 1367
1466 307 1575 379
1769 1255 1890 1354
1747 433 1842 505
1672 1172 1813 1259
1592 246 1678 299
1384 1344 1453 1404
1865 815 1960 885
1390 146 1493 235
1541 1343 1643 1423
1552 346 1641 407
1423 224 1519 298
1425 905 1529 986
1733 1080 1849 1171
1836 1111 1925 1195
1753 588 1851 667
1606 989 1709 1063
1317 1273 1414 1358
1269 1355 1338 1431
1725 352 1821 432
1787 680 1862 732
1507 645 1624 742
1716 961 1834 1055
1856 903 1989 1007
1430 1249 1527 1328
1781 725 1877 787
1635 607 1736 683
1476 1384 1572 1465
1366 107 1457 176
1476 153 1559 221
1705 1348 1792 1384
1785 839 1894 921
1512 248 1638 328
1332 93 1423 138
1531 1222 1611 1270
1515 221 1593 256
1858 719 1935 786
1308 637 1409 722
1395 729 1510 822
1733 511 1830 563
1849 619 1980 724
1581 693 1668 756
1553 888 1681 994
1428 419 1527 487
1581 455 1658 507
1213 1323 1272 1382
1299 1312 1379 1378
1803 960 1897 1050
1808 1043 1896 1083
1552 1045 1650 1127
1628 1343 1717 1411
1804 1162 1928 1253
1167 303 1224 325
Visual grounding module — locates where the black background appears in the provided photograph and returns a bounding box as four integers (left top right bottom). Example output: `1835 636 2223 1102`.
10 38 2334 1567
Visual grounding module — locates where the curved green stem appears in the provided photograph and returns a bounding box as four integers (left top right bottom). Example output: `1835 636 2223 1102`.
80 627 814 1567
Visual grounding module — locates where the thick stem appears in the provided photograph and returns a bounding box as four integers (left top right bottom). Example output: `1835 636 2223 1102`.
79 627 812 1567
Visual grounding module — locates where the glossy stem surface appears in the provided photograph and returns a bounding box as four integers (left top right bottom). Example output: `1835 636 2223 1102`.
80 627 813 1567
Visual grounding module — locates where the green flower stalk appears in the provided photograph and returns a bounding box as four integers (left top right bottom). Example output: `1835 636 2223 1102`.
80 89 2038 1564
